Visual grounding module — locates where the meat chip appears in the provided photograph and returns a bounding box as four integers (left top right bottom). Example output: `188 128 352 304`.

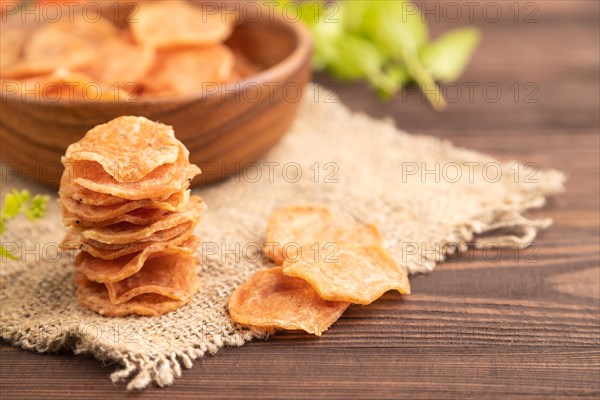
228 267 350 336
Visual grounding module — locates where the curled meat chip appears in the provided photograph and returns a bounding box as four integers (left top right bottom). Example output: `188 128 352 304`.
263 205 332 265
62 207 169 229
131 0 233 49
228 267 350 336
75 270 199 317
59 186 190 224
282 245 410 305
103 253 200 305
79 196 204 244
264 205 382 265
3 16 119 79
82 37 154 93
2 69 127 101
63 116 181 182
59 171 126 206
62 223 195 260
76 236 199 283
143 46 234 96
69 158 200 200
0 17 36 73
60 171 175 206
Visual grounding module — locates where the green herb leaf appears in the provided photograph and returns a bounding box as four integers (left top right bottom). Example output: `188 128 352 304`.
310 11 344 70
404 55 447 110
1 245 18 261
280 0 479 110
359 1 445 108
420 27 481 83
327 34 384 81
24 194 50 221
2 189 29 218
338 0 370 33
362 1 420 57
403 1 429 49
295 0 322 26
0 189 49 261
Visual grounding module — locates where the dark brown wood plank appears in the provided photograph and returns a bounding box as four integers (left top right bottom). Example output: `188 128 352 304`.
1 0 599 398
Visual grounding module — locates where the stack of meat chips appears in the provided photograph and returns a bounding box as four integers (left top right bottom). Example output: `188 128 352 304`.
59 116 205 316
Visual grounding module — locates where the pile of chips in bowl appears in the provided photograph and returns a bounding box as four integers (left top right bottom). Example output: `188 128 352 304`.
1 0 259 101
59 116 206 316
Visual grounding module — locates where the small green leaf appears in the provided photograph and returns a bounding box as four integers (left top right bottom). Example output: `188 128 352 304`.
1 244 18 261
18 189 30 202
327 34 384 81
359 1 444 108
363 1 420 58
338 0 370 33
327 34 399 97
275 0 293 9
2 193 21 218
24 194 49 221
385 64 411 86
311 15 344 69
420 27 481 83
297 1 321 26
396 1 429 49
0 189 49 263
404 55 447 110
296 1 343 71
2 189 29 218
373 64 411 99
401 1 429 49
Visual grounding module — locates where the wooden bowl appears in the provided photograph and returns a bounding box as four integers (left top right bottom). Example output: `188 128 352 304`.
0 12 312 187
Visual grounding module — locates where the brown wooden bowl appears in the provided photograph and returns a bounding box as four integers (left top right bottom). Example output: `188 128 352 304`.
0 12 312 187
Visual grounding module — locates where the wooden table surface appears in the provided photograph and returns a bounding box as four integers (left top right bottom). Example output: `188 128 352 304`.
1 1 599 398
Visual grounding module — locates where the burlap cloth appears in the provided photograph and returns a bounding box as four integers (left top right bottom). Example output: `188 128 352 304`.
0 86 564 390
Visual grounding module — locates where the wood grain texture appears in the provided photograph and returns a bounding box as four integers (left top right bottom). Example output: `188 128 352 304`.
1 1 599 398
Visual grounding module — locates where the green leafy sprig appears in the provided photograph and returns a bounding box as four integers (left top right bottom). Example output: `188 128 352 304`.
279 0 481 110
1 189 49 261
